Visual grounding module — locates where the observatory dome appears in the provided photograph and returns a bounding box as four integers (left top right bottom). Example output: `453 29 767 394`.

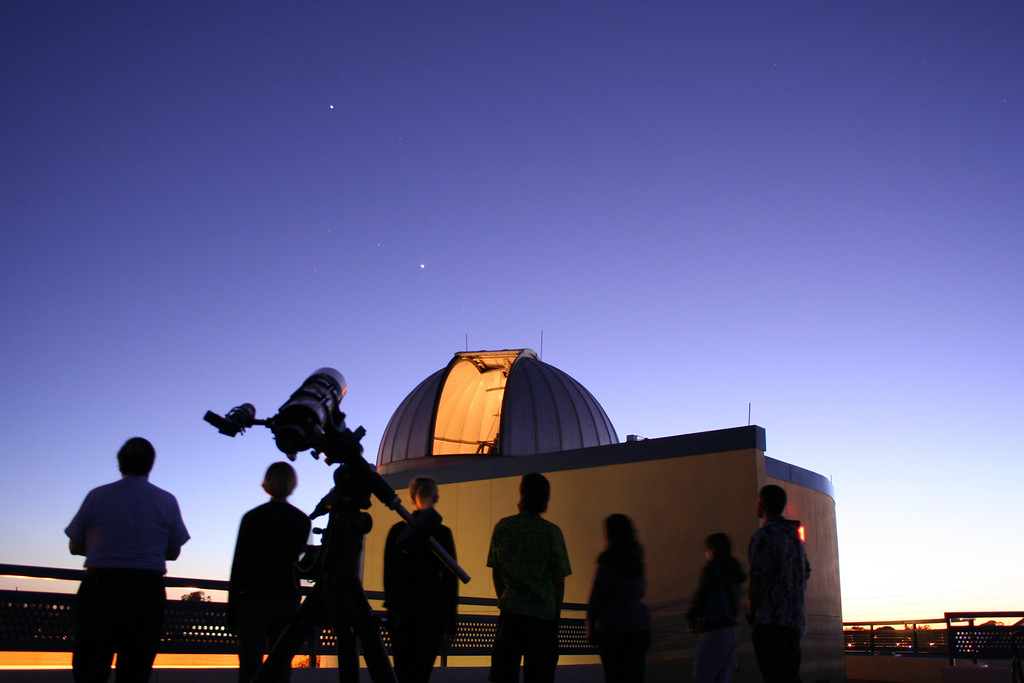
376 349 618 472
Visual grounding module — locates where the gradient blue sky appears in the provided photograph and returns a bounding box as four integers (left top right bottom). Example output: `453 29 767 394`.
2 2 1021 622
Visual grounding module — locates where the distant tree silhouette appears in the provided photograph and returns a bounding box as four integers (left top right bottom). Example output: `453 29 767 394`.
181 590 211 602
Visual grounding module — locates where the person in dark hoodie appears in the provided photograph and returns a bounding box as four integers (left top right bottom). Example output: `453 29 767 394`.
687 532 747 683
747 484 811 683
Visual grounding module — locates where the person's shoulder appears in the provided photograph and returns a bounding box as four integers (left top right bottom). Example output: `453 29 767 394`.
281 500 309 517
284 502 311 527
490 514 521 540
140 478 181 502
493 514 518 529
88 478 123 495
537 515 564 534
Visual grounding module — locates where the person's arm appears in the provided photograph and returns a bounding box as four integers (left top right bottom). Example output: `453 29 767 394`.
746 533 761 623
687 563 711 626
440 526 459 637
383 523 402 612
227 516 251 633
492 567 506 599
65 494 91 558
747 583 763 624
553 575 565 616
166 497 190 562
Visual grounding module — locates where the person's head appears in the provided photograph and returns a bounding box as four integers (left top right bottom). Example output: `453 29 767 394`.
262 462 298 499
601 513 644 576
705 532 733 560
518 472 550 514
117 437 155 476
409 476 439 511
604 513 638 550
757 484 787 520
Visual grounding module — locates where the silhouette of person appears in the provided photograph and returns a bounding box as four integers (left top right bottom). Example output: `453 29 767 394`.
487 472 572 683
65 436 190 683
687 532 746 683
228 462 311 683
383 476 458 683
586 513 652 683
747 484 811 683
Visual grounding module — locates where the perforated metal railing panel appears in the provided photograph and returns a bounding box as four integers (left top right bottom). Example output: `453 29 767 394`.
949 627 1018 659
163 598 237 654
0 590 597 657
0 591 76 652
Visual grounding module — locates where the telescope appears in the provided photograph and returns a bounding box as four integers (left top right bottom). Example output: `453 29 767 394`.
205 368 470 683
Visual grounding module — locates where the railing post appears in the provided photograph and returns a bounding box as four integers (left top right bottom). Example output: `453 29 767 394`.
947 614 955 666
309 628 318 669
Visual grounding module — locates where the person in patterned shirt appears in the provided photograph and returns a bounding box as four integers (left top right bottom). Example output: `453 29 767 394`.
486 472 572 683
747 484 811 683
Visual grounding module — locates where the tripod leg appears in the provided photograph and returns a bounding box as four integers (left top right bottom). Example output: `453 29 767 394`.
334 626 359 682
338 576 395 683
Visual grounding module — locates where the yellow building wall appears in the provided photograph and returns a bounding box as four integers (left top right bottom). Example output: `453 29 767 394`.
364 450 761 648
362 445 844 681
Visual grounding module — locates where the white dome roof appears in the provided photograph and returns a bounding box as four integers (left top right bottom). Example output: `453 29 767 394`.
377 349 618 471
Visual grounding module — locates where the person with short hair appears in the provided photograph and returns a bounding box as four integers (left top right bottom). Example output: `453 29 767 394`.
65 437 190 683
487 472 572 683
383 476 459 683
229 462 311 683
747 484 811 683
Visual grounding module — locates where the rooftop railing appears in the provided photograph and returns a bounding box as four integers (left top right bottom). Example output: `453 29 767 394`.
0 563 595 667
843 612 1024 671
5 562 1021 678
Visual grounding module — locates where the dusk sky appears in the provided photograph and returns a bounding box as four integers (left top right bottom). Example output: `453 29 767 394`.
2 2 1021 622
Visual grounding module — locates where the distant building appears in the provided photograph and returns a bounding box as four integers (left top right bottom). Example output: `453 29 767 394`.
364 349 844 682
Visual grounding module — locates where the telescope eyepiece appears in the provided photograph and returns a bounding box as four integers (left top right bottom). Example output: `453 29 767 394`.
203 403 256 437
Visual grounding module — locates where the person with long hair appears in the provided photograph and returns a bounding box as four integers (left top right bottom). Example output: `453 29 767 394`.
586 513 651 682
687 532 746 683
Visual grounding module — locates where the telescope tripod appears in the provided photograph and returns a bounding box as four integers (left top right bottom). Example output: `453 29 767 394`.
252 461 395 683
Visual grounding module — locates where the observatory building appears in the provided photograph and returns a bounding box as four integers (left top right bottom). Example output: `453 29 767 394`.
363 349 844 682
377 348 617 469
